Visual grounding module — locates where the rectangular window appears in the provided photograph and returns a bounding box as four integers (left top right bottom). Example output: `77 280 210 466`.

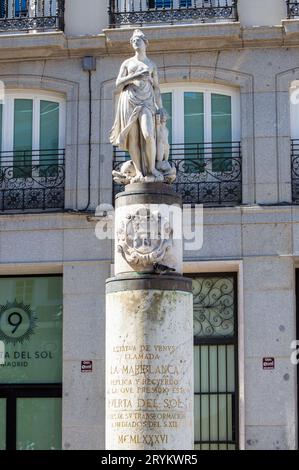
184 92 204 146
15 0 28 17
0 0 5 19
184 92 205 171
0 276 63 384
148 0 173 8
40 100 59 167
211 93 232 172
13 99 33 174
0 399 6 450
151 0 192 7
162 92 172 145
191 274 238 450
16 398 62 450
180 0 192 7
0 275 62 450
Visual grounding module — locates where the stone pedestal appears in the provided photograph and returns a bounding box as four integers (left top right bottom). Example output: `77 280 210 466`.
106 184 194 450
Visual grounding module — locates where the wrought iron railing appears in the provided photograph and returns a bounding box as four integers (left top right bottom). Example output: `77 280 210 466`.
108 0 238 27
291 139 299 203
286 0 299 18
0 149 65 212
113 141 242 206
0 0 65 32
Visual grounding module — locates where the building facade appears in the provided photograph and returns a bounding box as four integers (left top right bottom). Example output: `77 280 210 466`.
0 0 299 451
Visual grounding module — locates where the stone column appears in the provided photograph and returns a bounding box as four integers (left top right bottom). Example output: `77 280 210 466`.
106 183 194 450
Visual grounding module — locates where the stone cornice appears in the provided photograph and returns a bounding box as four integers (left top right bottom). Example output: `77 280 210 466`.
1 20 299 60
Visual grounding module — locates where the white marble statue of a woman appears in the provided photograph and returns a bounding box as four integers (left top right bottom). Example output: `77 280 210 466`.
110 29 176 184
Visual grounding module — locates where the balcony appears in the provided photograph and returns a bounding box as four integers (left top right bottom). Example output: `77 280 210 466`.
0 0 65 33
113 141 242 206
108 0 238 28
0 149 65 212
287 1 299 18
292 139 299 203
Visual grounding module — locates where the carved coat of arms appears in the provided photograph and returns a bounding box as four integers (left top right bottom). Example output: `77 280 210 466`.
117 209 173 269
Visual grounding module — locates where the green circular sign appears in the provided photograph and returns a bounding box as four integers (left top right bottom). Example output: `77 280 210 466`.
0 301 37 345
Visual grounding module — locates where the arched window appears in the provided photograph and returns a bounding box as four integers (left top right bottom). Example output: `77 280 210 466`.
161 83 240 146
161 84 240 171
0 90 65 168
0 90 66 211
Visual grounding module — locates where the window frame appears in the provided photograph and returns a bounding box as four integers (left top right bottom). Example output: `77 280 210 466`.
0 90 66 165
0 273 63 451
186 271 239 450
160 83 241 145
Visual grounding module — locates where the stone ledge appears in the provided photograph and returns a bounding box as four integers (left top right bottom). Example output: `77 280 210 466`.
1 22 299 58
0 31 107 60
104 22 242 53
242 26 283 47
0 31 66 59
282 19 299 45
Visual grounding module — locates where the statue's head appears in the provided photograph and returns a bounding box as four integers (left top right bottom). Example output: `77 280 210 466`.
130 29 148 51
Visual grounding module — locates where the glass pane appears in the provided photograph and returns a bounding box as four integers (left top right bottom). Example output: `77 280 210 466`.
162 92 172 145
39 101 59 176
184 91 204 145
184 92 204 173
40 101 59 149
0 1 5 18
152 0 172 8
193 275 237 450
193 276 235 339
194 346 200 392
0 399 6 450
17 398 62 450
218 345 227 392
15 0 28 17
0 276 62 384
211 93 232 171
180 0 192 6
13 99 33 174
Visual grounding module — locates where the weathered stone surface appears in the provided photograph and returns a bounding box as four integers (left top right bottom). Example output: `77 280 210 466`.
106 285 193 450
114 184 183 275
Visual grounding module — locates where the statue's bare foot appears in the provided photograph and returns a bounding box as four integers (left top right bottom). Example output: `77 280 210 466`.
148 168 164 182
131 171 145 183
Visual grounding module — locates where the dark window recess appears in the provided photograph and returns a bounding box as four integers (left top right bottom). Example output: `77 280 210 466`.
187 273 239 450
0 384 62 451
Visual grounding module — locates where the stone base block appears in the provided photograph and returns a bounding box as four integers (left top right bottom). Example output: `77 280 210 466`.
106 274 193 450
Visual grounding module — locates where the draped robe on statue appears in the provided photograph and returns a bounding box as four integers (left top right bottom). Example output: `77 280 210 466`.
110 76 157 174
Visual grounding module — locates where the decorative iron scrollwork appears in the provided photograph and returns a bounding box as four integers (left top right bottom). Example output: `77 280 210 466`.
287 1 299 18
0 0 65 32
109 0 238 27
0 150 65 212
291 139 299 203
192 276 235 338
113 141 242 206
